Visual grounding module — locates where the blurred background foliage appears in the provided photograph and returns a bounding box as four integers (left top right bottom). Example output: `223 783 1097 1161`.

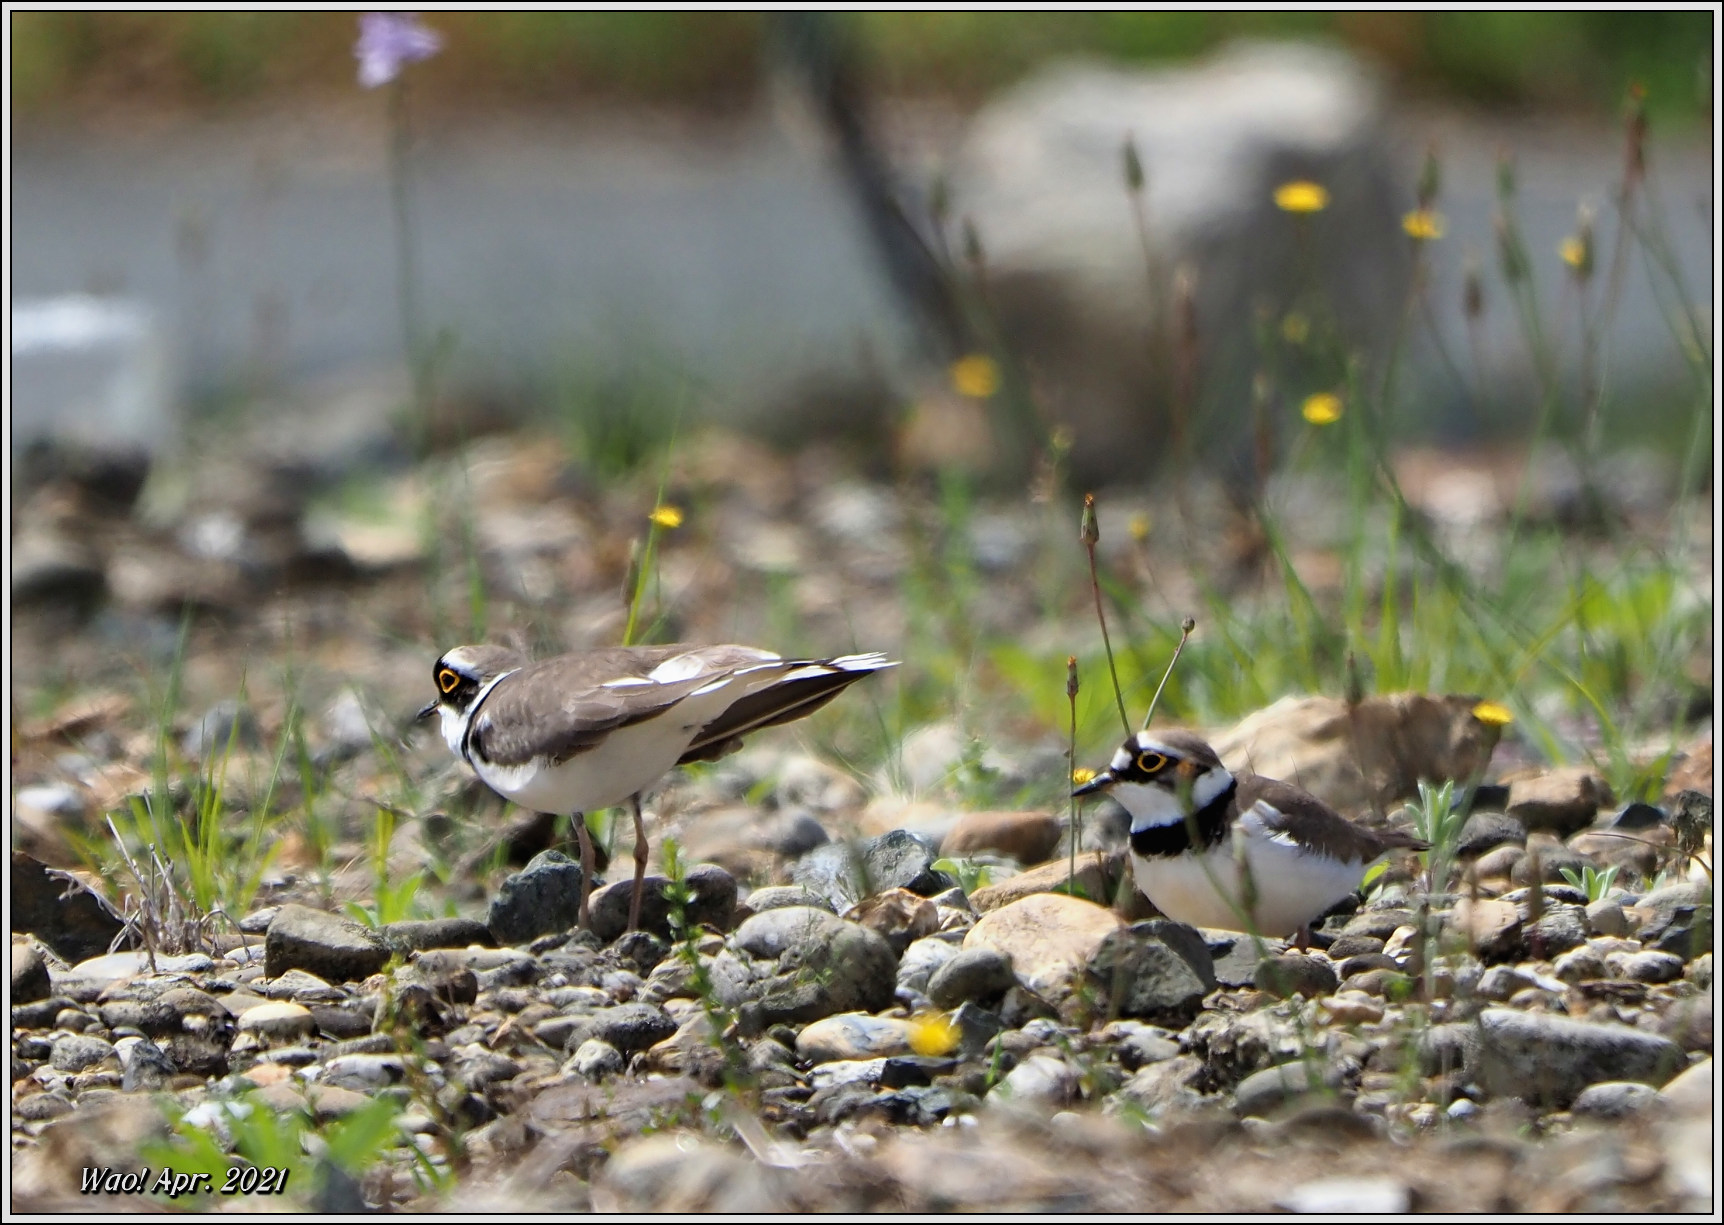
12 10 1713 121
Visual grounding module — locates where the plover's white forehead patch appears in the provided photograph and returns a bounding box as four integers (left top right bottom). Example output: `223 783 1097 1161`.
1133 732 1180 756
441 646 489 672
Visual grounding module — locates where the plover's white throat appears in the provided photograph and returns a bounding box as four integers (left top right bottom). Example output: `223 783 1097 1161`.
1074 728 1427 938
421 642 895 932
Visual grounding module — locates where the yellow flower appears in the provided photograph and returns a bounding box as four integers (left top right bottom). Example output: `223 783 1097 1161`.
1281 312 1310 345
1558 235 1594 277
1274 180 1329 213
1402 209 1446 241
1072 766 1097 786
950 354 1000 399
1127 513 1151 543
1301 393 1343 426
648 505 684 529
907 1012 959 1057
1471 700 1513 726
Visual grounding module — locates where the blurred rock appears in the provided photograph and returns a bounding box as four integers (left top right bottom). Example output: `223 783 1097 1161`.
845 887 938 955
1086 928 1207 1025
1467 1008 1684 1107
967 851 1125 912
790 829 951 912
948 43 1405 480
1254 953 1338 1000
796 1012 919 1063
941 810 1063 864
10 851 129 964
1210 693 1500 814
1506 769 1615 837
1456 811 1527 859
12 296 173 459
180 700 262 761
587 864 737 944
928 947 1016 1010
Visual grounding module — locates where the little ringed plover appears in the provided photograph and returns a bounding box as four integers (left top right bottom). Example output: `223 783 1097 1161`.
421 643 894 933
1074 728 1427 939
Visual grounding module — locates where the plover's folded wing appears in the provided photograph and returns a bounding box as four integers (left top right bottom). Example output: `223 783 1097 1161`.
678 653 896 763
1237 774 1429 863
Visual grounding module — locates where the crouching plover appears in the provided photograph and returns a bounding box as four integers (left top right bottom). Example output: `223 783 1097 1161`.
1074 729 1427 939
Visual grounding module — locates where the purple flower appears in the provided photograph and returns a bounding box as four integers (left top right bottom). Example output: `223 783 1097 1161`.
355 12 443 89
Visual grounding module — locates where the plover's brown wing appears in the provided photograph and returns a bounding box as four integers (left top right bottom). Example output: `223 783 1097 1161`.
463 645 781 767
677 653 896 764
1236 774 1430 863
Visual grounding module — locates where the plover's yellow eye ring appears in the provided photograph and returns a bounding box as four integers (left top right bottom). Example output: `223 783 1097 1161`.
438 668 461 694
1135 751 1168 774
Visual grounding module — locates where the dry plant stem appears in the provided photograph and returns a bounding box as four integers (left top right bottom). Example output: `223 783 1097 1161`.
1067 655 1080 895
573 812 595 932
628 793 648 933
1141 617 1196 731
1082 494 1132 738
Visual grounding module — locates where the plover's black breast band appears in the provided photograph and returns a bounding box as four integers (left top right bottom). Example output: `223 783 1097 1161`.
1129 780 1235 859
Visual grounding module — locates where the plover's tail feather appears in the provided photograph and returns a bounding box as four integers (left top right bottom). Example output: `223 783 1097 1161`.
677 654 896 764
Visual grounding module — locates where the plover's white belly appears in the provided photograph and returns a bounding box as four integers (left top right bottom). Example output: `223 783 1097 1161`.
1132 824 1368 936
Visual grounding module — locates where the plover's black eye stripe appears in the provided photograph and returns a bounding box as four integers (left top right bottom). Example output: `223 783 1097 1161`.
1136 751 1168 774
439 668 461 694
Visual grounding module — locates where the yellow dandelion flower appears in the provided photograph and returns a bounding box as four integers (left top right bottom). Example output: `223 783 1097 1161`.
950 354 1000 399
1274 180 1329 213
1471 700 1513 726
1402 209 1446 241
1281 312 1310 345
1072 766 1097 787
648 505 684 529
907 1012 959 1057
1127 512 1152 543
1301 393 1343 426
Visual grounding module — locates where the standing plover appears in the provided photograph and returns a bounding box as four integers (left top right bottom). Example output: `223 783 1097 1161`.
422 643 895 933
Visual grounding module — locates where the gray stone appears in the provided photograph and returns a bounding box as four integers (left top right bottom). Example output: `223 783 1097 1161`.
1523 904 1589 956
743 885 834 915
1613 950 1685 983
116 1036 175 1091
11 938 54 1005
587 864 738 944
50 1033 117 1073
10 850 129 965
1340 909 1417 941
1571 1080 1664 1119
486 851 598 947
1325 934 1386 960
929 947 1016 1010
790 829 952 912
1132 920 1217 992
17 1093 74 1121
747 920 898 1030
1233 1058 1350 1118
950 1002 1005 1058
1115 1054 1208 1115
1115 1025 1182 1070
265 903 389 983
1086 929 1207 1026
570 1038 624 1080
1584 899 1631 938
1254 954 1339 1000
795 1012 917 1063
734 905 848 961
758 809 833 857
1184 1009 1304 1094
896 934 962 1002
319 1053 407 1090
1205 931 1288 988
994 1053 1077 1106
1416 1024 1469 1077
1467 1008 1685 1107
380 917 495 955
809 1058 888 1091
1456 811 1527 859
568 1003 678 1056
1551 945 1608 984
1646 905 1712 961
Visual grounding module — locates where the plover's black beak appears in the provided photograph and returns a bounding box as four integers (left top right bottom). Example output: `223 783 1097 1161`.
1072 770 1114 798
416 700 439 721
